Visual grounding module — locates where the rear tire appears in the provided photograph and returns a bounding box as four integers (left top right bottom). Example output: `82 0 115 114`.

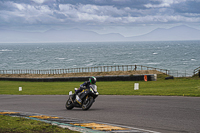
82 96 94 110
65 97 74 110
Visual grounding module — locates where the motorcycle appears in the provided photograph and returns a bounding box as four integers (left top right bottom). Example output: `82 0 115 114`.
65 84 99 110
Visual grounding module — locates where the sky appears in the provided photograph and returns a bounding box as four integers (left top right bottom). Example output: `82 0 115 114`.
0 0 200 37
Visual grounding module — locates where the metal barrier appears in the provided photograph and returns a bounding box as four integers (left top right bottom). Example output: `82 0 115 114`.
193 67 200 75
168 70 192 77
0 75 156 82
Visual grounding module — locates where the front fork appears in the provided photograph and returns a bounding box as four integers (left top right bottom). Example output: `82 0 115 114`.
69 96 74 103
85 95 89 101
69 94 76 104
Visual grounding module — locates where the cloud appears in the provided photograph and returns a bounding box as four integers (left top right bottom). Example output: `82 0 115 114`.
32 0 46 4
144 0 185 8
0 0 200 33
0 1 56 25
173 0 200 14
58 4 129 23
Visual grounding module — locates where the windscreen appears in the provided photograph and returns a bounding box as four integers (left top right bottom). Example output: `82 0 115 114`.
89 85 97 92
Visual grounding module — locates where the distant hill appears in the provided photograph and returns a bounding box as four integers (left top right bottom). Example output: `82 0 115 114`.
0 28 126 43
128 25 200 41
0 25 200 42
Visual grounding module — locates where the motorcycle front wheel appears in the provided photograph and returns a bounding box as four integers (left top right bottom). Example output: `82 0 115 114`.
65 97 74 110
82 96 94 110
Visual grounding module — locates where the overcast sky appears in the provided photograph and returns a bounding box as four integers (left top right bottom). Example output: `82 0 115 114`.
0 0 200 37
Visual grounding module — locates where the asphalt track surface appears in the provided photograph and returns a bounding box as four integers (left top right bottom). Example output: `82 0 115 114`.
0 95 200 133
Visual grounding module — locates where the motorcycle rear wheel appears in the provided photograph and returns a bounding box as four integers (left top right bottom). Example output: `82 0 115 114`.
82 96 94 110
65 97 74 110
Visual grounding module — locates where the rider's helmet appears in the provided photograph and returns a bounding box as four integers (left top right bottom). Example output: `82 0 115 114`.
89 76 96 85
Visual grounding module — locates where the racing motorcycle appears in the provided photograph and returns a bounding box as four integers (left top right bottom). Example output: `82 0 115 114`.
65 85 99 110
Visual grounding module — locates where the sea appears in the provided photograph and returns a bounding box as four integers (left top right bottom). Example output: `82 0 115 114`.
0 41 199 76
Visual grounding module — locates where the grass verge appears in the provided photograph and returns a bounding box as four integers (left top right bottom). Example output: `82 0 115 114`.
0 74 199 96
0 115 79 133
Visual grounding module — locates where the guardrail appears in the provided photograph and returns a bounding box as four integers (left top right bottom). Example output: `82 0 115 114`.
168 70 192 77
193 67 200 75
0 65 169 75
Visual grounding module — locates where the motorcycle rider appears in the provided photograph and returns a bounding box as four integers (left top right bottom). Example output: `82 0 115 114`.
74 76 97 96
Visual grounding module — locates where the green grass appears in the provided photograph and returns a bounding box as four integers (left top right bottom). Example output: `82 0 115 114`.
0 81 80 95
0 115 79 133
0 75 200 96
98 78 200 96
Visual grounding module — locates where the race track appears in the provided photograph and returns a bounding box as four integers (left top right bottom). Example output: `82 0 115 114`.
0 95 200 133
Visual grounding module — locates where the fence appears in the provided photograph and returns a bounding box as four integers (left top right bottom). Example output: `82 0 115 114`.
0 65 169 75
0 65 197 77
193 67 200 75
168 70 192 77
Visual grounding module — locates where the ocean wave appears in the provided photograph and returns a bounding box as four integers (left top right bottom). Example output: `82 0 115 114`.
66 59 74 61
191 59 197 61
55 58 66 60
86 63 94 66
146 62 160 65
14 62 27 65
0 49 12 52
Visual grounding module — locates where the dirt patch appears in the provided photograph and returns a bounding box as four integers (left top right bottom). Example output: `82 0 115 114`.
0 70 164 78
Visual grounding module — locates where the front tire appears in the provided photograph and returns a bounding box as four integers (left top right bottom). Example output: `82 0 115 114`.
82 96 94 110
65 97 74 110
